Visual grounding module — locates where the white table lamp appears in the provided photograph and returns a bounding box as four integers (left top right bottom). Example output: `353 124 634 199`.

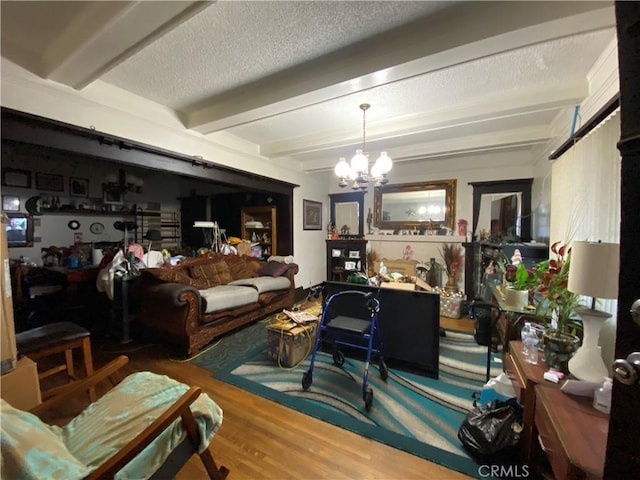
567 241 619 382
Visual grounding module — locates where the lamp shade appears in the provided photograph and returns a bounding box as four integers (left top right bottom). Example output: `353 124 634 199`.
144 229 162 241
568 241 619 299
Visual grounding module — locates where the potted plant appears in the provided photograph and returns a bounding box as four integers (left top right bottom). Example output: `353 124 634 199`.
504 262 531 310
529 242 583 372
440 243 462 292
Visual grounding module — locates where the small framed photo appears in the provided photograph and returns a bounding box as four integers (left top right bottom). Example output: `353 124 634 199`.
1 168 31 188
303 199 322 230
344 261 357 270
35 172 64 192
70 177 89 197
103 187 123 205
2 195 20 212
349 250 360 258
332 249 342 257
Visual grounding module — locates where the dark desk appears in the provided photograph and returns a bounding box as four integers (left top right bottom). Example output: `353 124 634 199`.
535 385 608 479
46 265 99 288
12 265 100 331
504 340 561 465
323 281 440 378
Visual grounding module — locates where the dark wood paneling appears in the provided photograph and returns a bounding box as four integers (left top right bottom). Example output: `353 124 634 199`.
606 3 640 478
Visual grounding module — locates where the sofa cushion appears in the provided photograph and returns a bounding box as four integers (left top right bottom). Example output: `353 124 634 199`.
190 261 233 288
228 276 291 294
145 267 192 285
256 261 290 277
199 285 259 313
226 256 258 280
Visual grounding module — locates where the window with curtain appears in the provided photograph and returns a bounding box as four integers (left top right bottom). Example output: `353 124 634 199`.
550 110 621 316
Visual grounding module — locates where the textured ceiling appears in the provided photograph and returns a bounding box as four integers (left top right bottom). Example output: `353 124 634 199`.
0 1 617 173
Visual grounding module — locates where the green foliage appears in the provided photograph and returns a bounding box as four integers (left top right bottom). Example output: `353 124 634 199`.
513 263 531 291
530 242 583 335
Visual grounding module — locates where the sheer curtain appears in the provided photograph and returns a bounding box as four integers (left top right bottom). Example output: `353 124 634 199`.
550 110 621 317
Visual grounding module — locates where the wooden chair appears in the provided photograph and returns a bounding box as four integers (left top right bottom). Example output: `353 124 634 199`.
2 355 229 480
15 321 96 401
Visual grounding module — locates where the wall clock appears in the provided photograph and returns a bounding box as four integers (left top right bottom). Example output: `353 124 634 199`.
90 222 104 234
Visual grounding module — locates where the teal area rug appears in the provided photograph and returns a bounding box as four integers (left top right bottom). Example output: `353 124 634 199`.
193 319 503 478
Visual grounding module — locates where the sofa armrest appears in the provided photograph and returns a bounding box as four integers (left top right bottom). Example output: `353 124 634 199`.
149 282 202 307
138 283 203 336
283 263 299 280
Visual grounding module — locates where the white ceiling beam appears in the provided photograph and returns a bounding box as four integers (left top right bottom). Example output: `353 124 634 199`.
44 1 211 89
301 125 551 173
261 81 587 158
185 2 614 134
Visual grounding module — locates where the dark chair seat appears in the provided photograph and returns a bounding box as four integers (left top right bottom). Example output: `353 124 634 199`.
16 321 89 353
15 321 95 401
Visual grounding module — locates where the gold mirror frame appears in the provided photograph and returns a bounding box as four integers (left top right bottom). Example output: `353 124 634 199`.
374 179 457 231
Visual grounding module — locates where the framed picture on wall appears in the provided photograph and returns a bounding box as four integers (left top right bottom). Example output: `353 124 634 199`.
1 168 31 188
2 195 20 212
70 177 89 197
35 172 64 192
103 187 123 205
303 199 322 230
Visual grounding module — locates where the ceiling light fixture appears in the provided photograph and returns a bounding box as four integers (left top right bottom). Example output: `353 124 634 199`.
335 103 392 190
103 168 143 194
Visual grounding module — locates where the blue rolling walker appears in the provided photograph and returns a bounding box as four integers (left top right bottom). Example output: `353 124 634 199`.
302 290 387 411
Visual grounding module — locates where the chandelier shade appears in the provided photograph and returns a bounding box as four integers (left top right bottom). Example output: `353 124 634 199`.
335 104 392 190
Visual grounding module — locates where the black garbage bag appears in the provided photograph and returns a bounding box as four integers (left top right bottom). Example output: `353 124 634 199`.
458 398 523 460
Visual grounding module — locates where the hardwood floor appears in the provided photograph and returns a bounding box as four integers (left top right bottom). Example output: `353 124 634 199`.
37 315 476 479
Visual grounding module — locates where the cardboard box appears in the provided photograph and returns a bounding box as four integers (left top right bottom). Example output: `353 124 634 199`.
267 317 317 368
0 356 42 410
380 278 432 292
1 215 18 373
374 258 418 276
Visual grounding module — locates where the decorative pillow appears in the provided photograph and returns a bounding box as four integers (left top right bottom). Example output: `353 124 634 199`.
227 256 258 280
190 261 233 288
144 267 209 289
145 267 191 285
256 261 290 278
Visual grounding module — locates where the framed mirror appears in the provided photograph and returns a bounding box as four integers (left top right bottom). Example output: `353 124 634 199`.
329 192 364 237
469 178 532 242
374 179 456 231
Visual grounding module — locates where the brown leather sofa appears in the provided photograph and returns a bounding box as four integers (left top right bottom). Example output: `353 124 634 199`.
137 253 297 356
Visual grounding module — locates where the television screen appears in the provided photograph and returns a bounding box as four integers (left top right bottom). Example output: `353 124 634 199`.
5 213 34 247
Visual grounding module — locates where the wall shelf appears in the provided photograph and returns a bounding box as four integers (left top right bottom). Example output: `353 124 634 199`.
241 206 277 258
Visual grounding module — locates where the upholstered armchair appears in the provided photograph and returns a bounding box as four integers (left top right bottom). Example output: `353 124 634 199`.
0 356 229 480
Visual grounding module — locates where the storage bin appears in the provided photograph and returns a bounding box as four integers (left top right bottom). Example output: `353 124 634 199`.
267 317 318 368
440 295 462 319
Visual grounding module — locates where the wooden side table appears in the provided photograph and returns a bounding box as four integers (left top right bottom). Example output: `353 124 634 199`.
503 340 562 464
535 385 608 479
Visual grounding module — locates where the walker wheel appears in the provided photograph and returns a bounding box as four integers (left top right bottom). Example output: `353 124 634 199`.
379 359 388 381
302 370 313 390
364 388 374 411
332 349 345 366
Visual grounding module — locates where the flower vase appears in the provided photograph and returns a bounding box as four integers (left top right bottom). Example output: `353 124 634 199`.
446 274 457 291
541 331 580 374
